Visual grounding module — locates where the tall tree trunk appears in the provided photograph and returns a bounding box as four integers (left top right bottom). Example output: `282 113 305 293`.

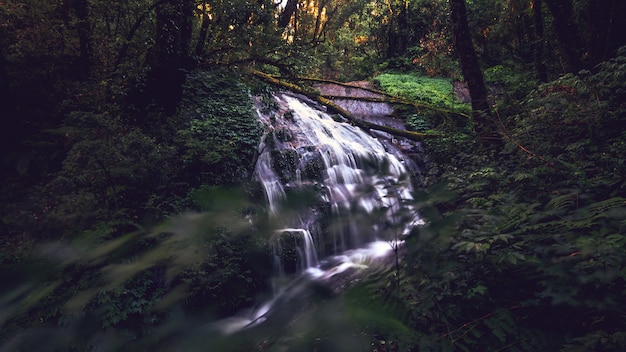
450 0 500 146
278 0 298 28
313 0 327 43
586 0 626 66
543 0 585 73
72 0 93 79
386 0 409 58
151 0 194 113
397 0 409 54
0 50 11 122
195 3 211 56
532 0 548 82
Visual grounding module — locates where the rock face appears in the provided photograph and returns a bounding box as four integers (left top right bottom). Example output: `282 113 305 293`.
313 82 426 179
314 82 394 117
453 80 472 103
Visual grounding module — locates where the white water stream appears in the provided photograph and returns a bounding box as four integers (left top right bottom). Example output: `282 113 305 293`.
213 93 422 334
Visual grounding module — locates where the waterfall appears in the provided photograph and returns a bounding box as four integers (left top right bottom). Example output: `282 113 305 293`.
256 94 418 266
212 93 422 334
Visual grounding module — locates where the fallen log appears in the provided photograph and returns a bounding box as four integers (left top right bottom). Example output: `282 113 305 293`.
249 70 443 141
295 76 471 119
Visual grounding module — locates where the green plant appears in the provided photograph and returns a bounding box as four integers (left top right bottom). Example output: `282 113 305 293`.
88 266 167 330
374 73 470 113
177 69 262 185
179 229 272 316
345 48 626 351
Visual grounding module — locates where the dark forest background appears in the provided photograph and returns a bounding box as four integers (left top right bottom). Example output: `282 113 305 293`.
1 1 626 350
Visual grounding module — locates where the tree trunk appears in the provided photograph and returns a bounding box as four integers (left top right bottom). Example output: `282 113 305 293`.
543 0 585 73
586 0 626 66
278 0 298 28
0 50 10 117
155 1 193 65
151 0 195 113
396 0 409 55
449 0 500 146
532 0 548 82
195 3 211 56
72 0 93 79
313 0 325 43
386 0 409 58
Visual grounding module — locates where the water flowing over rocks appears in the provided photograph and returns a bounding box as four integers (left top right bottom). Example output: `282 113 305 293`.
211 92 424 335
315 82 427 178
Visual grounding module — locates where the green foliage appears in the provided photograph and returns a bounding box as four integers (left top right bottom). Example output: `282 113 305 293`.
270 149 299 184
507 49 626 197
2 0 626 348
0 62 274 350
406 13 459 78
484 64 538 106
195 0 317 76
0 187 273 350
373 73 474 169
375 73 469 112
88 266 166 330
9 112 173 238
177 69 262 185
180 230 271 316
346 48 626 352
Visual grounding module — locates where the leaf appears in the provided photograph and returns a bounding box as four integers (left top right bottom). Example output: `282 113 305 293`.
544 193 576 212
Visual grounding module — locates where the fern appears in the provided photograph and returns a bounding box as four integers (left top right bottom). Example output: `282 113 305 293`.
579 197 626 217
482 310 516 345
544 193 577 213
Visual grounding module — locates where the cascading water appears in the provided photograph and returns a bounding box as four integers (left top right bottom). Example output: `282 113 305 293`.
212 92 422 334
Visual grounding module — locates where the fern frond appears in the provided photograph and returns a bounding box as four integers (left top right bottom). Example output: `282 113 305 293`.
582 197 626 217
512 172 535 182
544 193 577 212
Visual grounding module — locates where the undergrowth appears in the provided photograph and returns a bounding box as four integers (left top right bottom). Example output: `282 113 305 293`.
353 48 626 351
0 69 271 351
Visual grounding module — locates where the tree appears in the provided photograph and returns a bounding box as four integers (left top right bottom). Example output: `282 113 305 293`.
543 0 585 73
195 2 211 56
449 0 500 146
585 0 626 66
278 0 298 28
72 0 94 79
532 0 548 82
149 0 195 113
386 0 410 58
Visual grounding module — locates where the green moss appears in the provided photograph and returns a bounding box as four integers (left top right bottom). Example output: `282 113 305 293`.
271 149 299 183
303 153 324 182
177 68 263 185
374 73 469 113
